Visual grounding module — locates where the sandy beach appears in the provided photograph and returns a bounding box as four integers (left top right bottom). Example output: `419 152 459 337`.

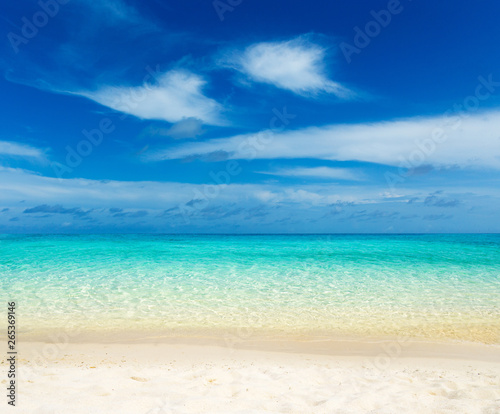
3 339 499 414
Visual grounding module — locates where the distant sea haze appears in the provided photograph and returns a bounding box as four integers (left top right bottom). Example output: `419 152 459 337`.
1 234 499 344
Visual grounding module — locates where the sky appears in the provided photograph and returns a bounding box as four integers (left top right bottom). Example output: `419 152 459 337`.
1 0 500 233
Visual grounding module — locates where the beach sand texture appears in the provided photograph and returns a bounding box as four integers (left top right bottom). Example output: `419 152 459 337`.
1 341 498 414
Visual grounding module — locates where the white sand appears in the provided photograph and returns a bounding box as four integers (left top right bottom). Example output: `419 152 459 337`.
3 341 500 414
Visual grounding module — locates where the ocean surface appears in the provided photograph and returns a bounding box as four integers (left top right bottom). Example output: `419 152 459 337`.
0 234 499 344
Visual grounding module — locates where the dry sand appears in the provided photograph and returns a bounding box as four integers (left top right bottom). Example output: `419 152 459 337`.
2 339 499 414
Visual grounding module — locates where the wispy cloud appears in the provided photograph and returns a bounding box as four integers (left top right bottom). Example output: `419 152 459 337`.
151 110 500 169
424 191 461 207
112 210 148 218
0 141 47 162
141 118 205 140
256 166 364 181
23 204 92 218
0 165 422 210
1 167 499 232
224 36 352 98
76 0 146 25
164 118 205 139
80 70 224 125
423 214 453 221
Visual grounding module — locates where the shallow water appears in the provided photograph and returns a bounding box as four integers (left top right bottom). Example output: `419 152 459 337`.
1 234 499 343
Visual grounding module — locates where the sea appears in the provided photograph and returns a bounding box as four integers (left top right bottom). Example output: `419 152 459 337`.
0 234 499 344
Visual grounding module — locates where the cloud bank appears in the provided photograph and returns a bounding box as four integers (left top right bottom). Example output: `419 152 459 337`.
152 110 500 169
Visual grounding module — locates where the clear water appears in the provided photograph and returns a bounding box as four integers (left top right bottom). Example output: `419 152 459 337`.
0 234 499 343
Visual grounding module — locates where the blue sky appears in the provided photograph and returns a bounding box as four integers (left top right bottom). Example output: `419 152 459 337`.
1 0 500 233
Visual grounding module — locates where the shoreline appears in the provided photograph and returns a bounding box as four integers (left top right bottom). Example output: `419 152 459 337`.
13 335 500 361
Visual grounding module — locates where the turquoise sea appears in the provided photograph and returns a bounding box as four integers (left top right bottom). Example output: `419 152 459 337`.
0 234 499 343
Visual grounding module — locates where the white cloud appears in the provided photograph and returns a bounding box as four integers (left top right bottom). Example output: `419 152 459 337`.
3 166 498 209
0 166 405 209
164 118 204 139
2 167 500 232
0 141 47 162
226 36 351 97
81 70 224 125
152 109 500 169
257 167 364 181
